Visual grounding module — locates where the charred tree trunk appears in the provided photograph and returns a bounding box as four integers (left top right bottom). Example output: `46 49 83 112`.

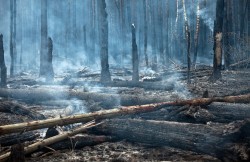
193 0 200 66
9 0 16 77
182 0 191 84
46 37 54 82
40 0 48 76
98 0 111 83
210 0 224 81
143 0 148 67
132 24 139 82
0 34 7 87
224 0 233 69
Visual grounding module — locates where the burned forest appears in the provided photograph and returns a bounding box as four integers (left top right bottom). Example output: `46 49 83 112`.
0 0 250 161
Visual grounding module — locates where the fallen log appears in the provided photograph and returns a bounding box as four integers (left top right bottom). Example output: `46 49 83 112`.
93 119 250 161
0 94 249 136
0 132 39 146
0 88 173 107
138 103 250 123
0 121 99 162
47 134 113 151
0 100 45 120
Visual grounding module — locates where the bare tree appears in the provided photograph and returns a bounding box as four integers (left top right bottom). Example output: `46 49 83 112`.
210 0 224 81
98 0 111 83
0 34 7 87
143 0 149 67
10 0 17 77
40 0 48 76
182 0 191 84
193 0 200 66
132 24 139 82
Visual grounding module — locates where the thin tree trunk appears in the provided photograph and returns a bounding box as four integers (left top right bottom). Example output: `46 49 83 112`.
182 0 191 83
40 0 48 76
193 0 200 67
132 24 139 82
0 34 7 87
143 0 148 67
99 0 111 83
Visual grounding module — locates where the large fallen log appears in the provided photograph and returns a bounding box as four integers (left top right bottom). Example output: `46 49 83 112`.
93 119 250 161
0 88 172 107
0 121 99 162
0 94 249 136
69 80 174 91
138 102 250 123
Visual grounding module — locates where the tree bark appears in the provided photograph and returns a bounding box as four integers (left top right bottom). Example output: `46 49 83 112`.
40 0 48 76
46 37 54 82
143 0 148 67
98 0 111 83
0 34 7 87
94 119 250 161
0 94 249 135
193 0 200 66
131 24 139 82
210 0 224 81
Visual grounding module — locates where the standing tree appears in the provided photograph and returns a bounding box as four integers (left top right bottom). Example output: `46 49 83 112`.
210 0 224 81
10 0 17 77
98 0 111 83
143 0 149 67
46 37 54 82
0 34 7 87
132 24 139 82
40 0 48 76
193 0 200 67
182 0 191 84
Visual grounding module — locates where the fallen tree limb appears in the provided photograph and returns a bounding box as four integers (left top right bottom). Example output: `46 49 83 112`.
93 119 250 161
0 94 249 136
0 121 99 162
0 88 173 107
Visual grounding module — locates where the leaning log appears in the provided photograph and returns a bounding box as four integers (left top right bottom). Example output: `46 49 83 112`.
0 94 249 136
93 119 250 161
0 121 98 162
0 88 173 107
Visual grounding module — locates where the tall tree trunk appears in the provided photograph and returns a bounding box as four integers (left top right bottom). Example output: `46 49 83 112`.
224 0 233 69
46 37 54 82
182 0 191 84
0 34 7 87
143 0 148 67
98 0 111 83
193 0 200 67
10 0 16 77
210 0 224 81
40 0 48 76
132 24 139 82
158 1 164 65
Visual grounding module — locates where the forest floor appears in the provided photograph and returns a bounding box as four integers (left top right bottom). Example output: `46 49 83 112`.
0 65 250 162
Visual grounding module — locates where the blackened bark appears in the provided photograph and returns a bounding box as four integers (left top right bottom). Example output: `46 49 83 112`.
143 0 148 67
132 24 139 82
40 0 48 76
46 37 54 82
210 0 224 81
99 0 111 83
0 34 7 87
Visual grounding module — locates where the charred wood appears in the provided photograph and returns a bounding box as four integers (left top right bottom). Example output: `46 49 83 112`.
0 94 249 135
93 119 250 161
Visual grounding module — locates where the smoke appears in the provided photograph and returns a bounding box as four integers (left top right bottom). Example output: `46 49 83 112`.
199 1 216 31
